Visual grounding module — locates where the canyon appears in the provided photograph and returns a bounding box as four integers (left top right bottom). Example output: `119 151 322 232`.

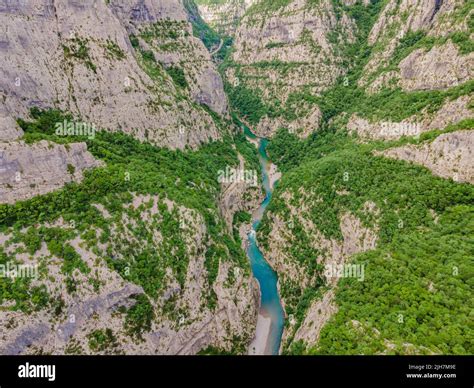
0 0 472 356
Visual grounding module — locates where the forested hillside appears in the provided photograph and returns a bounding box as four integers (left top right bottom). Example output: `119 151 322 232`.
0 0 262 355
233 0 474 354
0 0 472 356
0 107 261 354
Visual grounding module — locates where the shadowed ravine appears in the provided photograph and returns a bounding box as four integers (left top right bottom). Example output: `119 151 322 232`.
244 126 285 355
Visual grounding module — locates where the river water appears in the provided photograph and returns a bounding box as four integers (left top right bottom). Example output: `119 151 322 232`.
244 127 285 355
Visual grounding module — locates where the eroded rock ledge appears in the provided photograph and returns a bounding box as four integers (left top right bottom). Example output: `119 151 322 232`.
0 140 102 204
381 130 474 184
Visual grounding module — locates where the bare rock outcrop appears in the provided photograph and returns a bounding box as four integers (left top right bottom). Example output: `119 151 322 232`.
254 105 322 139
226 0 356 137
382 130 474 184
0 114 23 141
291 212 377 347
218 153 263 232
360 0 471 92
260 188 378 350
399 41 473 91
368 0 446 46
347 95 473 140
343 0 371 5
0 0 227 150
111 0 228 116
292 290 337 346
196 0 257 35
0 140 102 204
0 194 259 355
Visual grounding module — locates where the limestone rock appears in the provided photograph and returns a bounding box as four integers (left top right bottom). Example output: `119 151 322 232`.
260 187 378 350
399 42 473 91
0 140 102 204
226 0 356 137
0 194 259 355
0 0 227 150
292 290 337 346
218 153 263 232
196 0 257 36
347 95 473 140
360 0 470 91
0 114 23 141
382 130 474 184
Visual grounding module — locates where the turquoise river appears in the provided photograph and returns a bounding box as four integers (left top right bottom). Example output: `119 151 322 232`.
244 126 285 355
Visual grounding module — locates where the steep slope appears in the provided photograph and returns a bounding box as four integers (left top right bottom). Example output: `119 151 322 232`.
222 0 360 138
344 0 473 139
360 0 473 93
1 0 473 357
232 0 474 354
381 130 474 184
195 0 257 35
0 1 263 355
261 129 473 354
0 0 227 149
0 109 262 355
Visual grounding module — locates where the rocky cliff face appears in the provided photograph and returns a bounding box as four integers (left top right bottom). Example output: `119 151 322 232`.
347 95 472 140
0 139 102 204
0 0 472 357
223 0 358 137
382 129 474 184
0 0 227 150
0 115 103 204
0 0 261 356
360 0 473 92
246 0 473 354
224 0 472 138
0 194 259 355
218 153 263 232
258 191 378 350
195 0 257 35
346 0 473 173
